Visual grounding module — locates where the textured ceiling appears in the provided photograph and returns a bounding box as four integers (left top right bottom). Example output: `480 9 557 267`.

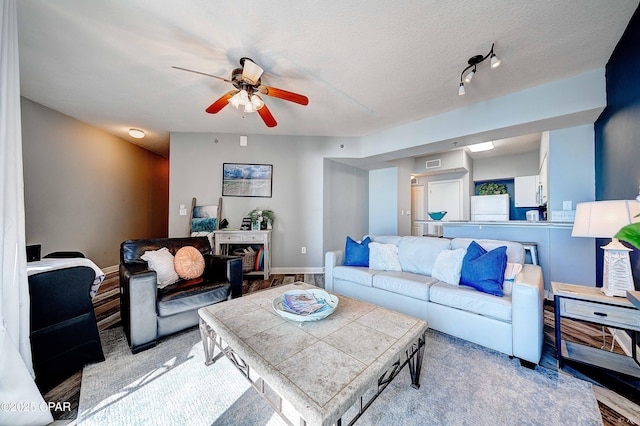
16 1 639 157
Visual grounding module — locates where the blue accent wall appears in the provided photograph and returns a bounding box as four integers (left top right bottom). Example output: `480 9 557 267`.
594 5 640 289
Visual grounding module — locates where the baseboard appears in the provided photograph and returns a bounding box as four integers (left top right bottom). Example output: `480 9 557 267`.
102 264 118 274
270 267 324 275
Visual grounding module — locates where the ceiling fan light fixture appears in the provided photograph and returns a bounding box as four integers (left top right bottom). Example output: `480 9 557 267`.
251 95 265 110
244 102 256 113
228 93 242 108
129 128 145 139
238 89 250 104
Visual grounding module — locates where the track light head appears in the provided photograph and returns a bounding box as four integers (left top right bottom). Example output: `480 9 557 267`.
490 53 501 68
458 82 465 96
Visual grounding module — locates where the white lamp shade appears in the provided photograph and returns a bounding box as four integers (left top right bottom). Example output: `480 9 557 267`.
491 54 501 68
464 69 475 83
458 83 465 96
572 200 640 238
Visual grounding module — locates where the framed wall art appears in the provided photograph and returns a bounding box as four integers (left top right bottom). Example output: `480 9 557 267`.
222 163 273 198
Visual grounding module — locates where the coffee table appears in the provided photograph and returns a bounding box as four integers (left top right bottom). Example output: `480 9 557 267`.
198 283 428 426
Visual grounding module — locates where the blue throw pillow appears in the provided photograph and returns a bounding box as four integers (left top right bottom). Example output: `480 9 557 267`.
343 236 371 266
460 241 507 297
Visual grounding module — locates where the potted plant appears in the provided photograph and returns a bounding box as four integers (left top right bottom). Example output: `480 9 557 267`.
248 208 275 230
476 182 507 195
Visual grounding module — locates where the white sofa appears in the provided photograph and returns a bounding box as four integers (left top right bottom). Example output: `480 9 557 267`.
324 236 544 365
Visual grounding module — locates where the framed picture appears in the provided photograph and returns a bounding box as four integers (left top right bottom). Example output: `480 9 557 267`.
222 163 273 198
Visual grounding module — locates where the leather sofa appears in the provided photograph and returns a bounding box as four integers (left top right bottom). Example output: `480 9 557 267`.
325 236 544 365
120 236 242 353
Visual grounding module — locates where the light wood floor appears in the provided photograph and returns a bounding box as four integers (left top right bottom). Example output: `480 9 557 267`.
44 273 639 425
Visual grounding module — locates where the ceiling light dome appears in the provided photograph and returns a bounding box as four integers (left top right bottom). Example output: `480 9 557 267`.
129 128 145 139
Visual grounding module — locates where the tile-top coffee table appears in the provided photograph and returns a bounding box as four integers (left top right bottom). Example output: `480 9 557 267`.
198 283 428 426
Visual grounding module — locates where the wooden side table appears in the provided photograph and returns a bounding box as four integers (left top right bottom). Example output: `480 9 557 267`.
212 230 271 279
551 282 640 378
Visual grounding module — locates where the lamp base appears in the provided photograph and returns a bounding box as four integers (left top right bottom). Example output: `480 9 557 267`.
601 239 634 297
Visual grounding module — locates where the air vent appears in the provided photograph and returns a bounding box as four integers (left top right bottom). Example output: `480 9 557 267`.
426 159 441 170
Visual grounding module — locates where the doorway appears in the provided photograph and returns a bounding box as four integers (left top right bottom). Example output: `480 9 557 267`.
427 179 462 235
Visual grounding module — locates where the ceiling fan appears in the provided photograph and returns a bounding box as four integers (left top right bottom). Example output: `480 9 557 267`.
173 58 309 128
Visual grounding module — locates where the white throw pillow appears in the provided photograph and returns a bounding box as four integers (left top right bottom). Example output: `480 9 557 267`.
431 248 467 286
369 242 402 271
141 247 180 288
502 262 523 296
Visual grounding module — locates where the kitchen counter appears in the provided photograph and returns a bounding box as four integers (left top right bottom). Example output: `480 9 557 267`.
441 220 573 228
441 219 594 294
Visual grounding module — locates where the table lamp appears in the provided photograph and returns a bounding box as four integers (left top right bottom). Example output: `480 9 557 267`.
572 200 640 297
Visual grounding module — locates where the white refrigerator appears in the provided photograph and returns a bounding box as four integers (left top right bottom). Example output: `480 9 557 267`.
471 194 510 221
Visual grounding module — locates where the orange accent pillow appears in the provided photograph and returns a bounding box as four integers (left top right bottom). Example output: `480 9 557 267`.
174 246 205 280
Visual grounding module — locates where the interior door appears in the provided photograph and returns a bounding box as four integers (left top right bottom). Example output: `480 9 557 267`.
411 185 425 236
428 180 462 234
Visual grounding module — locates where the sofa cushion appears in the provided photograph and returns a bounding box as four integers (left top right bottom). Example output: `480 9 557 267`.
397 236 452 276
141 247 180 288
157 281 230 317
431 248 467 286
174 246 206 279
369 242 402 271
343 236 371 267
370 235 403 245
372 271 437 301
460 241 507 297
429 282 512 322
451 238 525 264
333 265 376 287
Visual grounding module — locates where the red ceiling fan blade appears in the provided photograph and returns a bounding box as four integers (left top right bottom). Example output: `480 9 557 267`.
257 102 277 127
206 90 238 114
259 86 309 106
172 66 232 83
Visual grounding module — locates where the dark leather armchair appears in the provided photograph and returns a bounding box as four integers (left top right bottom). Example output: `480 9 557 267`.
120 237 242 353
28 266 105 391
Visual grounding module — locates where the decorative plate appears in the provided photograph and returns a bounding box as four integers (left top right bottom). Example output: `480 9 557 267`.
272 289 339 322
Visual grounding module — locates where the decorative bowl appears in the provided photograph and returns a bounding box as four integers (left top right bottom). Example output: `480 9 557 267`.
428 211 447 221
272 289 339 322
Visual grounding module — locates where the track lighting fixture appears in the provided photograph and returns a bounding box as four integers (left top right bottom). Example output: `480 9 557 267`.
458 43 500 96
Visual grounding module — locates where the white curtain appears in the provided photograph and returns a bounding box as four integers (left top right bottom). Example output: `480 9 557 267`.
0 1 53 424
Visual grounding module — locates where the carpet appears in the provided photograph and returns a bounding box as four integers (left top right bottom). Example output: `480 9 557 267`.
78 327 602 426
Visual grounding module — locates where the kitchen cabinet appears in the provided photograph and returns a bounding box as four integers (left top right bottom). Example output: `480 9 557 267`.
515 175 542 207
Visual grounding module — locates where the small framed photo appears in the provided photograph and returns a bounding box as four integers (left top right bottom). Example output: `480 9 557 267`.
222 163 273 198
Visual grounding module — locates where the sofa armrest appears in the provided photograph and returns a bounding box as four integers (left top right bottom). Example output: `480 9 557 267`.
119 263 159 352
206 255 243 298
324 250 344 292
511 264 544 364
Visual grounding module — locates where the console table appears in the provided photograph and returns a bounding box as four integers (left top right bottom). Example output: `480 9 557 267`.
551 281 640 378
213 230 271 279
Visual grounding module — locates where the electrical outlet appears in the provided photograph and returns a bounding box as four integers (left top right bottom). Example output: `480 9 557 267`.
179 208 187 216
301 247 306 254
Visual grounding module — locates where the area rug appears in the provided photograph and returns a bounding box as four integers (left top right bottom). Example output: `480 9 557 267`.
78 327 602 426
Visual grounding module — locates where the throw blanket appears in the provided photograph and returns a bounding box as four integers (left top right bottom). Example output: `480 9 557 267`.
26 258 105 297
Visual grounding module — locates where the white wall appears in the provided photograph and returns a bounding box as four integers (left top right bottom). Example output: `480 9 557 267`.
169 132 362 270
369 168 397 235
323 159 369 255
